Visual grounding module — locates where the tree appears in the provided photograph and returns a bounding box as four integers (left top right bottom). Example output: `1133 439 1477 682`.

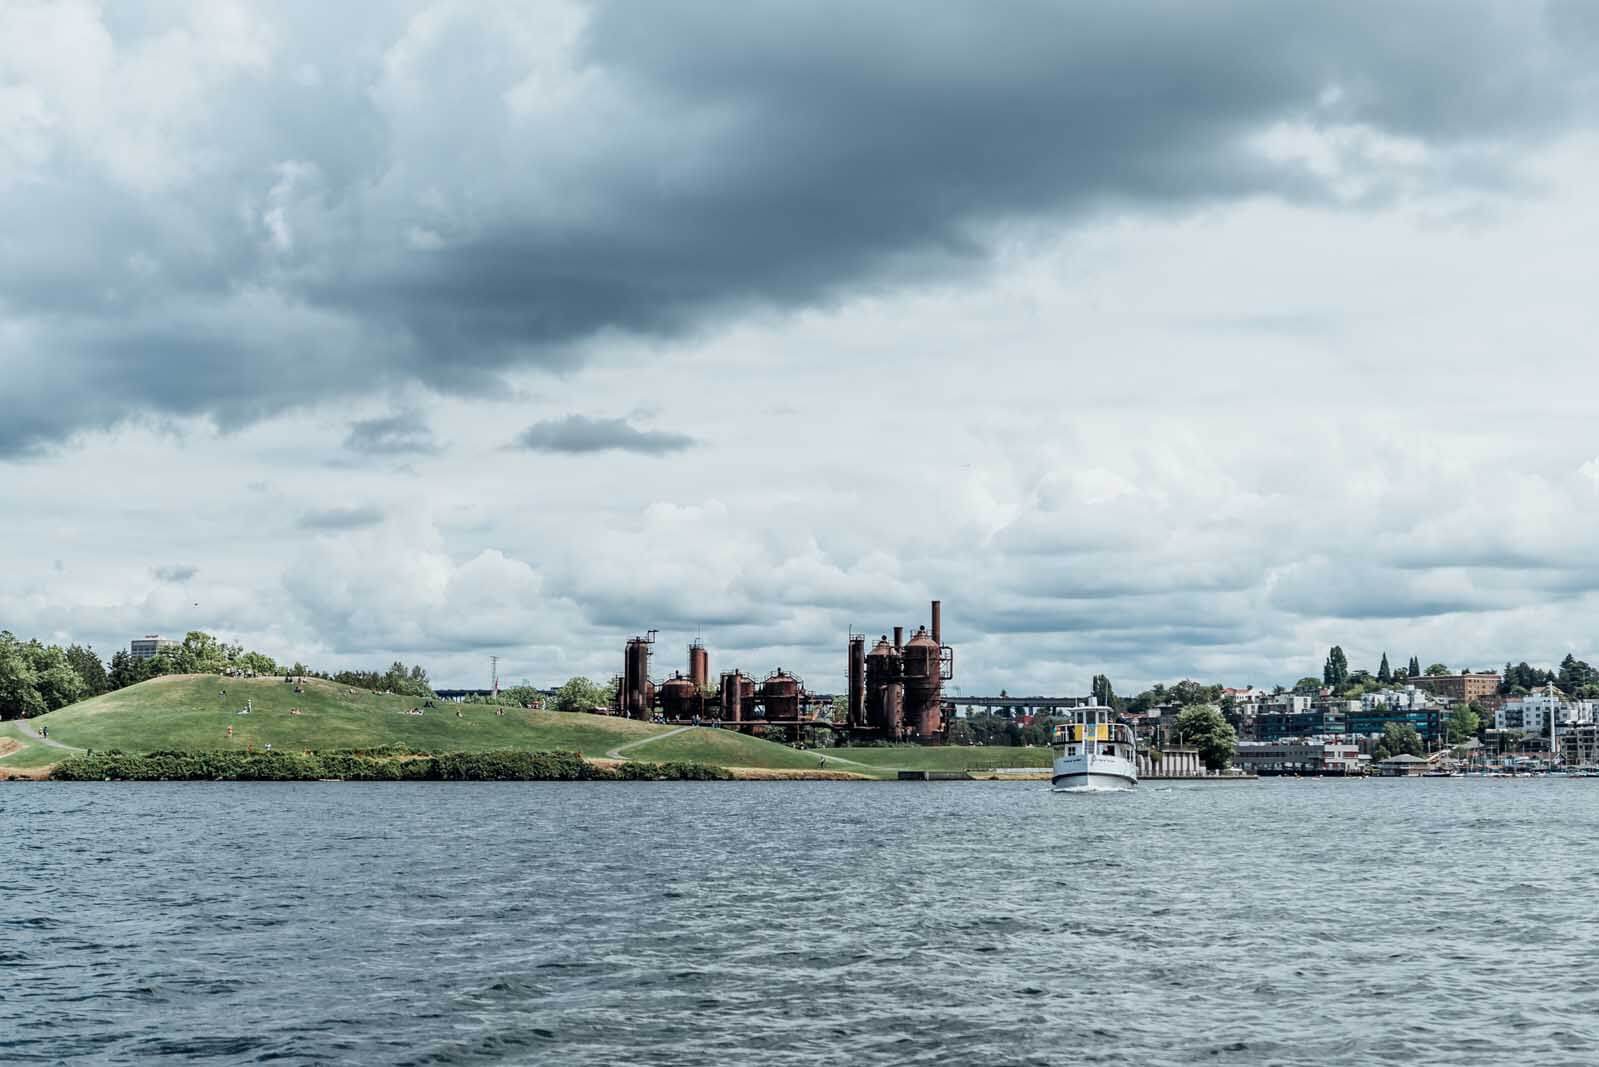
1175 704 1237 772
64 645 109 698
1446 703 1481 745
1377 652 1392 684
236 651 279 675
1170 679 1222 707
28 643 85 711
1091 674 1116 708
1323 646 1349 688
1374 722 1424 760
1409 656 1422 679
1293 676 1322 694
554 676 609 712
0 633 45 720
1558 654 1595 695
173 631 228 674
1424 663 1450 677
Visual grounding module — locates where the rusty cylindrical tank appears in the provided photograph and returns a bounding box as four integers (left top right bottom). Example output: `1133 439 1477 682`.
719 671 744 723
761 669 801 722
624 637 653 720
847 635 866 727
902 625 942 739
689 641 709 691
659 672 696 720
865 635 901 734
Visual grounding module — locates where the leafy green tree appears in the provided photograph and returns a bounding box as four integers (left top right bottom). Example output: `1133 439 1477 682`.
1409 656 1422 678
27 643 85 711
1293 676 1322 694
1374 722 1425 760
1170 680 1222 706
1377 652 1392 684
1323 646 1349 687
64 644 109 697
173 631 228 674
1424 663 1450 677
1091 674 1116 708
0 633 45 720
1175 704 1237 772
554 676 610 712
235 651 279 675
1558 654 1595 695
1446 703 1481 745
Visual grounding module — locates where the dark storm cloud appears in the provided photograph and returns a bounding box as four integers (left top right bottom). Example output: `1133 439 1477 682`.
511 415 697 455
297 506 385 531
343 412 441 456
3 1 1596 454
152 564 199 583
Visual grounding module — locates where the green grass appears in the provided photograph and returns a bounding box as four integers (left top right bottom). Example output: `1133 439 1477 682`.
623 728 851 771
0 721 71 769
33 675 668 758
829 744 1053 771
21 676 1048 778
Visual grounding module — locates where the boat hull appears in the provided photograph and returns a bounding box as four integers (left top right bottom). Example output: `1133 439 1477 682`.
1051 770 1137 790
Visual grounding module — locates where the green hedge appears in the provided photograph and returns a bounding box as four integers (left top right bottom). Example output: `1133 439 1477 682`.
49 749 732 782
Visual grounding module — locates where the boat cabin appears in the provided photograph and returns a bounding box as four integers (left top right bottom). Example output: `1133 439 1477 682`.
1051 705 1136 761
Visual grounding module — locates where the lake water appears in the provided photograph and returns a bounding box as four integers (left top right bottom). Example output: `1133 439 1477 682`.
5 779 1598 1065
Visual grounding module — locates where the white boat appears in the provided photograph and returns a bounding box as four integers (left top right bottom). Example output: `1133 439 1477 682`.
1050 704 1137 791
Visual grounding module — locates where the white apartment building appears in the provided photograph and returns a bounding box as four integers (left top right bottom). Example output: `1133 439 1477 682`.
1361 686 1435 712
1497 690 1598 734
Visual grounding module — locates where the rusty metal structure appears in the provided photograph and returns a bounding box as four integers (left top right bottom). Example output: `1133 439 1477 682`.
688 640 710 691
619 631 657 720
607 599 952 743
849 601 954 743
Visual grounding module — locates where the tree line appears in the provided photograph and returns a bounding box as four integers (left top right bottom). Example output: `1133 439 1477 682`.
0 628 439 720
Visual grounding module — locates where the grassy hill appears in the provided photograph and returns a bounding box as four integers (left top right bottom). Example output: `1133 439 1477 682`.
30 675 670 757
3 675 1050 780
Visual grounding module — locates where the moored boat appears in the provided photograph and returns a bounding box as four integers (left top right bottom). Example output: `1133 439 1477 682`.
1051 703 1137 791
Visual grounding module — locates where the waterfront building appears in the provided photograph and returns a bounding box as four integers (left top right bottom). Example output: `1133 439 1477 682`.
1346 707 1445 747
1234 741 1361 775
1375 754 1431 776
1495 686 1596 734
130 635 179 660
1255 708 1346 741
1406 671 1501 703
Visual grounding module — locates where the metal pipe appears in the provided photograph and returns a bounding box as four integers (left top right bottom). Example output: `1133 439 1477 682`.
893 626 903 652
931 600 941 646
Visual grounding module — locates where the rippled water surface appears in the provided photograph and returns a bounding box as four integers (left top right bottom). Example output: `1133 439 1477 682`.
6 779 1599 1065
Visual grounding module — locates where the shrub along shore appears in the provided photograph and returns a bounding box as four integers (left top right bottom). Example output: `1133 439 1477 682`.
47 747 732 782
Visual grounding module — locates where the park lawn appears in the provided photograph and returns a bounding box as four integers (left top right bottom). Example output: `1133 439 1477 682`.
829 744 1053 771
33 675 669 758
619 727 867 773
0 721 73 769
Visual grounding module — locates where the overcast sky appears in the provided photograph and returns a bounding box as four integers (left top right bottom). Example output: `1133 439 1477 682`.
5 1 1599 694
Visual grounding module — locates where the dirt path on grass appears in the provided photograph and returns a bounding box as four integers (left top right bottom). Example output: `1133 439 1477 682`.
604 725 697 760
13 720 82 751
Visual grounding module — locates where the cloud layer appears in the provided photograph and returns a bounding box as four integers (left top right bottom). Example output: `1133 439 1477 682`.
5 3 1599 691
4 1 1596 454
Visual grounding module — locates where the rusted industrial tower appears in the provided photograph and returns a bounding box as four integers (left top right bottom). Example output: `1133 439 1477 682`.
621 631 656 719
850 601 952 742
688 639 710 691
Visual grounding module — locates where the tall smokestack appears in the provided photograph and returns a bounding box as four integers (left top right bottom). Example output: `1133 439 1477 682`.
931 600 942 646
848 635 866 727
893 626 904 652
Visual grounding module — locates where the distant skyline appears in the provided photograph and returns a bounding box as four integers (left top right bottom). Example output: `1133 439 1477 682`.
5 2 1599 691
